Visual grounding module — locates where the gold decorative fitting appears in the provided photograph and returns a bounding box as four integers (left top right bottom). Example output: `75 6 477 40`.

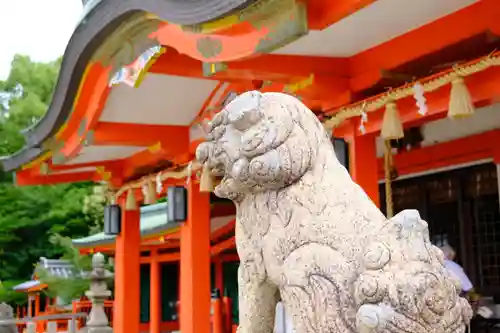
144 181 157 205
147 142 162 153
125 189 137 210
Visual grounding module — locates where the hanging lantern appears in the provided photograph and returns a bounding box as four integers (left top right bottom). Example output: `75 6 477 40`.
199 163 214 192
167 186 187 222
104 204 121 236
448 74 474 119
125 189 137 210
381 102 404 140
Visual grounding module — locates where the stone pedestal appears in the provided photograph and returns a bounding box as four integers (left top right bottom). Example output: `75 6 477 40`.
46 321 57 333
84 253 113 333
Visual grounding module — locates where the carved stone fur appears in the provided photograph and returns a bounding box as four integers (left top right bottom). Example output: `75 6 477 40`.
196 91 472 333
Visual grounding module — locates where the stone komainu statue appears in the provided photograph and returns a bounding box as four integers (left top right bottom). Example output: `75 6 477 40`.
196 91 472 333
0 303 16 333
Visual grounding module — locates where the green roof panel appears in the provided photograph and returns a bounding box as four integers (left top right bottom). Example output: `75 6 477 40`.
72 202 178 248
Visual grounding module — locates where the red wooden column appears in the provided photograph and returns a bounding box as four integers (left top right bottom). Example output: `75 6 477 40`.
34 294 40 316
150 250 161 333
214 258 224 294
180 181 211 333
114 199 141 333
344 122 380 206
493 138 500 210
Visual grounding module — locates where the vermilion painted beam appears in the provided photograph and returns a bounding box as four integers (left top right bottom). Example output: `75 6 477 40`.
48 160 119 172
120 142 191 180
210 237 236 256
349 0 500 91
308 0 377 30
149 51 349 81
376 129 500 179
92 122 190 147
15 169 100 186
210 220 236 242
62 66 111 159
56 63 108 144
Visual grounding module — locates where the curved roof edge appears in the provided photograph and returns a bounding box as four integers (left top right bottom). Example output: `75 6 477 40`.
1 0 258 172
2 0 139 171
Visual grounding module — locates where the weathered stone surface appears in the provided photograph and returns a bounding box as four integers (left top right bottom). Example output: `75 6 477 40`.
83 253 113 333
196 91 472 333
0 303 16 333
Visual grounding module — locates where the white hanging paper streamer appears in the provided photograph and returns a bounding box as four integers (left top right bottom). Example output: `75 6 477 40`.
186 162 193 185
156 173 163 194
413 82 428 115
141 184 148 198
358 102 368 134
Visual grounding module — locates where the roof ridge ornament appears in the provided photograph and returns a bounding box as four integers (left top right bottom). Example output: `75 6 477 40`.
109 45 166 88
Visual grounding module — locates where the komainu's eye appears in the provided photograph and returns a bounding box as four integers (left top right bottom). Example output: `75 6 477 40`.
241 124 267 153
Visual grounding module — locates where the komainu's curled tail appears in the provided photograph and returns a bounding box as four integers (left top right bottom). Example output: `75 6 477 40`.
355 210 473 333
196 91 472 333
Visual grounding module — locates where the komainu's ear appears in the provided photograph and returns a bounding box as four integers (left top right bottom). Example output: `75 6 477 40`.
226 91 263 132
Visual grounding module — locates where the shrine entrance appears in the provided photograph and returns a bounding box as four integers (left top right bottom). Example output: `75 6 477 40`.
380 163 500 295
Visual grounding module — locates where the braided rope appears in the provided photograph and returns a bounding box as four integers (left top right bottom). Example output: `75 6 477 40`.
324 52 500 130
384 140 394 218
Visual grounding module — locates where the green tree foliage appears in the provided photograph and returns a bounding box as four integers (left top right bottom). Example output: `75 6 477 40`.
36 234 114 304
0 55 102 305
0 55 61 156
36 235 92 304
83 185 106 235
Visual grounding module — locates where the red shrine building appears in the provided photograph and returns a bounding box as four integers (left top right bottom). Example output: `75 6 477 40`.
3 1 500 333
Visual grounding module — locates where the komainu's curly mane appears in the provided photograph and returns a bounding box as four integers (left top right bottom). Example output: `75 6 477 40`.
197 91 472 333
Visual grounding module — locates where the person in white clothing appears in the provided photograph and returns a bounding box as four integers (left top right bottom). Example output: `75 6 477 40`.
440 244 474 293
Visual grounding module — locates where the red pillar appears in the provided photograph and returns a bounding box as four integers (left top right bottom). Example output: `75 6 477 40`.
113 200 141 333
150 251 161 333
214 258 224 294
180 182 211 333
344 123 380 206
34 293 40 316
493 139 500 210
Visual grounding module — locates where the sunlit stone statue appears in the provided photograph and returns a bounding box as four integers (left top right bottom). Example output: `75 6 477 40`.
196 91 472 333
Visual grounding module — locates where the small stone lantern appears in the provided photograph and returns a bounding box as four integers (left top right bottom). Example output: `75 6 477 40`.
0 303 16 333
84 253 113 333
